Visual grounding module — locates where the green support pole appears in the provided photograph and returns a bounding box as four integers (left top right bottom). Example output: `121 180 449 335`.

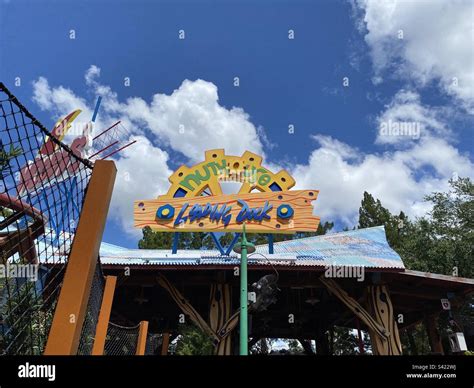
240 233 248 356
233 224 255 356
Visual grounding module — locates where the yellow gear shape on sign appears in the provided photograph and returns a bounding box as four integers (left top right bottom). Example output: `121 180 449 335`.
160 149 295 199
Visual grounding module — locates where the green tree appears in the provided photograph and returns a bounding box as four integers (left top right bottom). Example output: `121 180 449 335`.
139 220 335 251
331 327 370 355
357 178 474 278
174 323 213 355
138 227 210 250
0 256 53 355
218 232 234 247
358 191 408 250
422 178 473 278
0 143 22 176
138 226 173 249
250 338 277 354
287 339 304 354
357 178 474 354
0 143 22 217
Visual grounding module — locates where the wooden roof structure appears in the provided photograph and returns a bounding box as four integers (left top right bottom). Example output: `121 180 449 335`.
85 227 474 355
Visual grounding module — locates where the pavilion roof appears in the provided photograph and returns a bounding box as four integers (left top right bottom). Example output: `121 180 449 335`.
99 226 405 270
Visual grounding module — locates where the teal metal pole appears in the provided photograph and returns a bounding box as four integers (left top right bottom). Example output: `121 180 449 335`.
240 227 249 356
234 224 255 355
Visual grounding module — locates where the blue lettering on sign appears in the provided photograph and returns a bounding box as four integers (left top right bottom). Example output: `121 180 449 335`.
174 203 189 226
236 200 272 222
176 202 233 226
172 199 275 227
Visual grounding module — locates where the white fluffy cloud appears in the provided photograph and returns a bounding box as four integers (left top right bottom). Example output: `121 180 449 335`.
376 89 450 145
356 0 474 113
306 0 473 226
110 136 172 236
83 68 264 163
32 76 93 121
32 67 265 236
293 135 473 226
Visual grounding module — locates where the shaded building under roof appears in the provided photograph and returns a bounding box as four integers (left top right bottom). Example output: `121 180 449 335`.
94 226 474 355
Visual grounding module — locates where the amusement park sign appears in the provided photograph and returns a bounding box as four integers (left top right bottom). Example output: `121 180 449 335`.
134 149 320 233
16 110 92 197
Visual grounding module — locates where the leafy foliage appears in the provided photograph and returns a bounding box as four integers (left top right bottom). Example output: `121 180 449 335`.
0 143 22 217
0 142 22 177
0 269 53 355
331 326 371 355
173 324 214 355
139 221 334 250
357 177 474 354
359 178 473 278
138 227 215 249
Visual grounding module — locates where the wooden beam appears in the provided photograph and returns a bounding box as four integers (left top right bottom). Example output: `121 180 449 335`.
319 277 389 340
136 321 149 355
92 276 117 355
210 283 233 355
367 285 402 355
157 274 219 342
44 160 116 355
161 332 170 355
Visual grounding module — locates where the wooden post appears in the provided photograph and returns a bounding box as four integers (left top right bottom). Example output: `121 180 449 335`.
44 160 116 355
424 315 444 355
367 285 402 355
209 283 233 355
161 332 170 355
91 276 117 355
136 321 149 355
319 277 389 340
157 274 219 342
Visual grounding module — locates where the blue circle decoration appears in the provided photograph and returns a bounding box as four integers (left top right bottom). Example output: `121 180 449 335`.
156 204 175 220
277 204 294 219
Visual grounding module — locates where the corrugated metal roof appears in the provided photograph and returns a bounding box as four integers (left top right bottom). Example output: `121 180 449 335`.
99 226 405 270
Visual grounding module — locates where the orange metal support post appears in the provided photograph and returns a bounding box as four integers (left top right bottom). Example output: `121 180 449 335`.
91 275 117 355
136 321 149 355
44 160 116 355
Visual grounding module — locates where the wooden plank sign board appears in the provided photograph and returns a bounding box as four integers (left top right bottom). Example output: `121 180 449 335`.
134 190 319 234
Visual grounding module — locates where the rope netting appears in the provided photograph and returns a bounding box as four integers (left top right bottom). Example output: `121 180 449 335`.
104 322 140 356
77 260 105 355
0 83 93 355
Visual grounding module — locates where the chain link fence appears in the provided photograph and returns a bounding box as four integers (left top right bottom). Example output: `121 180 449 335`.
77 261 105 355
104 322 141 356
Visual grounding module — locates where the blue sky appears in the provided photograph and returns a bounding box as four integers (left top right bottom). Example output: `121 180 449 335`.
1 0 472 248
